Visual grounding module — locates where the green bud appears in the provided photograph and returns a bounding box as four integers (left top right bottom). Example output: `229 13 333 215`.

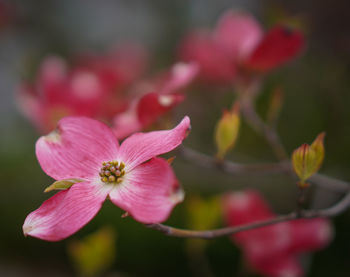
215 103 240 159
292 132 325 186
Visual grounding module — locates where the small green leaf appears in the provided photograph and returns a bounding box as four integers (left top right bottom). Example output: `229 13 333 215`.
44 179 84 193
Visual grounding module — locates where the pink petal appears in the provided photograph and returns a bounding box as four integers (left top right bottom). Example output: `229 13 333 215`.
16 84 42 130
242 223 291 262
36 116 119 180
251 255 303 277
38 56 68 102
288 218 333 253
158 62 199 94
178 31 237 83
109 157 184 223
222 190 292 258
117 116 190 170
244 26 305 72
113 106 142 139
23 181 110 241
137 92 185 127
215 11 263 60
222 190 275 242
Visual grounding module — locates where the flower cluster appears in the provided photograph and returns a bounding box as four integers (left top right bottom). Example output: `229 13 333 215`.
18 44 147 133
179 11 304 84
18 46 197 137
222 190 333 277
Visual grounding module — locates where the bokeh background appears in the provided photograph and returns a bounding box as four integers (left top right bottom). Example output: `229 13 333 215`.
1 0 350 276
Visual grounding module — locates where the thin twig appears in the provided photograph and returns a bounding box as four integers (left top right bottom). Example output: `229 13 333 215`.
146 189 350 239
178 145 349 192
240 97 288 161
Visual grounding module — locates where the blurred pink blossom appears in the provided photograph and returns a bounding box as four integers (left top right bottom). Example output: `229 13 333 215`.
18 46 197 138
17 44 148 133
222 190 332 277
112 62 198 139
179 11 305 84
23 116 190 241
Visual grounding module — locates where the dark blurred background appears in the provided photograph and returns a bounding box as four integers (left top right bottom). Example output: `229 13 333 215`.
1 0 350 276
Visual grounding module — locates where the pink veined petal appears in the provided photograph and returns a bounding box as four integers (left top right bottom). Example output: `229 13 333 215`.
117 116 190 170
118 116 191 172
109 157 184 223
23 181 110 241
215 11 263 60
36 116 119 180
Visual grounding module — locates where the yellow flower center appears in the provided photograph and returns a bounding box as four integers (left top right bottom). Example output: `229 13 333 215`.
99 161 125 184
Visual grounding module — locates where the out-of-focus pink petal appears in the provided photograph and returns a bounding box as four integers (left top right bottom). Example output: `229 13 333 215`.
38 56 67 101
289 218 333 253
159 62 199 94
242 223 291 262
137 92 185 127
178 31 236 83
252 255 303 277
36 116 119 180
215 11 263 60
117 116 190 170
113 106 142 139
23 181 110 241
17 84 43 130
222 190 274 228
244 26 305 72
109 157 184 223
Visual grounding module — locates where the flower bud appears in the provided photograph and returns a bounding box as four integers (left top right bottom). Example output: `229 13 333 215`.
215 103 240 159
292 132 325 186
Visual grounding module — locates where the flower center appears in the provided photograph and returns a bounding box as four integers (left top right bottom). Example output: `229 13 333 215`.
99 161 125 184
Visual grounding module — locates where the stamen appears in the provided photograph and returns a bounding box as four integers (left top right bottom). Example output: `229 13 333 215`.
100 161 126 184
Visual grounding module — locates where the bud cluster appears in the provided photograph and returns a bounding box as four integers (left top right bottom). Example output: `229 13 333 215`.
99 161 125 183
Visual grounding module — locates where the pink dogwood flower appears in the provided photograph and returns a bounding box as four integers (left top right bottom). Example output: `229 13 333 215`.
23 116 190 241
17 44 148 133
179 11 304 84
222 190 332 277
113 62 198 139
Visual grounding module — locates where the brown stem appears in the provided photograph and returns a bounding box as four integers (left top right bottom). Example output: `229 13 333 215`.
146 189 350 239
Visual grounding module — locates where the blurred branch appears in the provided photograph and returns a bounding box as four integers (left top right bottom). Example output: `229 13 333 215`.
239 96 289 161
178 145 349 192
146 189 350 239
